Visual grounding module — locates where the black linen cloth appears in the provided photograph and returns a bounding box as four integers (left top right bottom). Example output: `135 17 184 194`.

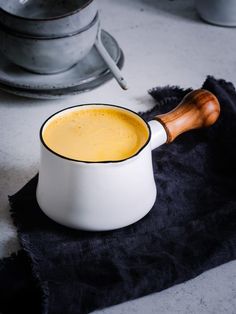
0 76 236 314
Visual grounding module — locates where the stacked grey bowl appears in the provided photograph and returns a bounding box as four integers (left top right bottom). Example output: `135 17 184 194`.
0 0 99 74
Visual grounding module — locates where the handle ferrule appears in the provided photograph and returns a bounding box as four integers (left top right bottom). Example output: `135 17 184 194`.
148 120 167 150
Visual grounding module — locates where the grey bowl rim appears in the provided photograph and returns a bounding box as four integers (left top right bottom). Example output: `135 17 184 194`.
0 0 94 22
0 29 121 90
0 11 99 39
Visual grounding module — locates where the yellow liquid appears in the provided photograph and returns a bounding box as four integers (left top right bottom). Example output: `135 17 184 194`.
42 107 149 162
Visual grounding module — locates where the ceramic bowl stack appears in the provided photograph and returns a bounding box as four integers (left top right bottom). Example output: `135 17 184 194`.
0 0 124 99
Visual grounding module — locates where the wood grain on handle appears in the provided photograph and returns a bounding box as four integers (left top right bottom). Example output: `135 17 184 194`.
154 89 220 143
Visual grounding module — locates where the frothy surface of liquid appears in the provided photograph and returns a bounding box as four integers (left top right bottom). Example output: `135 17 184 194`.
42 107 149 162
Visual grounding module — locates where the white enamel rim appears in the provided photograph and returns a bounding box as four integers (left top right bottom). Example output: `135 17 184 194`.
40 104 152 164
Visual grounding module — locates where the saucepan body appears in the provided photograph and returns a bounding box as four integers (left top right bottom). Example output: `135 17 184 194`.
36 104 165 231
36 90 220 231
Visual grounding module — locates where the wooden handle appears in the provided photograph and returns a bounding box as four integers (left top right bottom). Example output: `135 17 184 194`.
154 89 220 143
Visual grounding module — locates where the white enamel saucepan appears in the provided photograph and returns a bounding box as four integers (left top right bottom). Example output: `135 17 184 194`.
36 89 220 231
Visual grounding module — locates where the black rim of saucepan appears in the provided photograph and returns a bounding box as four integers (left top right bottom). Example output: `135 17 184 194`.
0 11 99 39
40 104 152 164
0 0 94 21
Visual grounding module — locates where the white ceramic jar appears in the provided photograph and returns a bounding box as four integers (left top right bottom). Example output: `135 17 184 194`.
196 0 236 27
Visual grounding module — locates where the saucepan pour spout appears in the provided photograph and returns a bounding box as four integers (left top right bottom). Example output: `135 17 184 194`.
148 89 220 150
